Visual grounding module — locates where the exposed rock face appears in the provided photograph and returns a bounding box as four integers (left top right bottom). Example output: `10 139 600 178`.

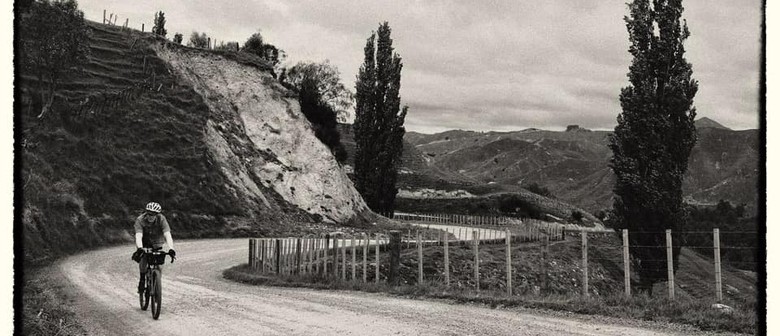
155 46 368 222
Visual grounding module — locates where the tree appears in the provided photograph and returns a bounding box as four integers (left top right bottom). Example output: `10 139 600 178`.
282 61 355 122
280 61 351 163
188 31 209 48
240 31 285 67
215 41 239 52
152 11 166 37
608 0 698 295
19 0 90 119
297 76 348 163
173 32 183 44
353 22 407 214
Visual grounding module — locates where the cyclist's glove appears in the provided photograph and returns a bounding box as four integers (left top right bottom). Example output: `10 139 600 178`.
131 248 144 262
168 249 176 260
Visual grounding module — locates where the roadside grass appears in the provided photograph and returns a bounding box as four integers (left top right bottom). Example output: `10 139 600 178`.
224 264 754 334
22 267 85 336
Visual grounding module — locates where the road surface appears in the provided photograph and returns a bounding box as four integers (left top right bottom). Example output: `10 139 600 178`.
57 238 726 335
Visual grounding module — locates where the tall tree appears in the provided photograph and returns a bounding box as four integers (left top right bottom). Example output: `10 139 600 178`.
19 0 90 119
152 11 167 37
608 0 698 295
353 22 407 214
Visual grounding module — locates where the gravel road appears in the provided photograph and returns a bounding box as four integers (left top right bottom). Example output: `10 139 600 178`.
57 238 733 336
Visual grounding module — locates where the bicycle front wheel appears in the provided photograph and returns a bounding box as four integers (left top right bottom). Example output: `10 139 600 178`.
140 274 150 310
150 270 162 319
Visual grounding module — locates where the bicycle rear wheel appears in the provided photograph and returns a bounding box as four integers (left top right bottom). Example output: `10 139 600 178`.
150 270 162 319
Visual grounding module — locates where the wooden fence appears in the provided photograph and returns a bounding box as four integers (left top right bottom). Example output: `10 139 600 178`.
248 228 734 303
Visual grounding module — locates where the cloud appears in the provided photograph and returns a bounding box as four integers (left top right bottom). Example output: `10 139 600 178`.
75 0 761 132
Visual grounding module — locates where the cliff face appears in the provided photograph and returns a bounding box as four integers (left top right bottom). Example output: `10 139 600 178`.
155 45 368 222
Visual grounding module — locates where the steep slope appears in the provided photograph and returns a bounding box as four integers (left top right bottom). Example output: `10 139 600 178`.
20 22 370 263
155 45 368 223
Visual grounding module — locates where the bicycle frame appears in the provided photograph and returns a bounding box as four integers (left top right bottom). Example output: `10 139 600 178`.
140 248 171 319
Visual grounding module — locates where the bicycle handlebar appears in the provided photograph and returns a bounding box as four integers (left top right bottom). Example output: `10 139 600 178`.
143 248 176 263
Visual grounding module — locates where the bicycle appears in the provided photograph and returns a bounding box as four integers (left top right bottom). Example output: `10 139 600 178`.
139 247 175 319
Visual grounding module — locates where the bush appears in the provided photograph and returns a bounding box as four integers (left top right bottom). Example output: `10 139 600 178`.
571 210 583 223
525 182 554 198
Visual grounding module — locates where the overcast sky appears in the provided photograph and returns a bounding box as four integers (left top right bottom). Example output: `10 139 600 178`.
77 0 762 133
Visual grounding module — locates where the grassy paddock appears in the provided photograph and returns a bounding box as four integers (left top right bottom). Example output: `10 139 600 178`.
224 264 756 335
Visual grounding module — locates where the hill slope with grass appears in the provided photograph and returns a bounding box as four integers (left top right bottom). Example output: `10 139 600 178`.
403 122 758 213
20 21 373 264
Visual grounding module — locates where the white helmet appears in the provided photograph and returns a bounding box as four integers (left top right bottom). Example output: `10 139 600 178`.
145 202 162 213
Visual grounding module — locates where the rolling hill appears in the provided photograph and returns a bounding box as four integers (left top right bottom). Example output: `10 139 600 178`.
402 122 759 214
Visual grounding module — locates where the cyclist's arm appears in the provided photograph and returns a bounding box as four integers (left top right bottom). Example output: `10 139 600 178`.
161 216 174 250
163 232 174 250
133 215 144 249
135 233 144 249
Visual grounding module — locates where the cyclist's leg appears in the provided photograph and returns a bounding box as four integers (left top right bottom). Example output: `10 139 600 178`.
138 254 148 293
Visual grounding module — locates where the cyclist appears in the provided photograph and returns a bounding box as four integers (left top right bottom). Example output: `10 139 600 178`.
131 202 176 294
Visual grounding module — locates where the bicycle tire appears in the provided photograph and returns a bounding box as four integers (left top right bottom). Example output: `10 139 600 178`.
151 270 162 319
140 273 150 310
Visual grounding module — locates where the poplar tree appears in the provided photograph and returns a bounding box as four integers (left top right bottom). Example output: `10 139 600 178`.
608 0 698 294
152 11 166 37
353 22 407 214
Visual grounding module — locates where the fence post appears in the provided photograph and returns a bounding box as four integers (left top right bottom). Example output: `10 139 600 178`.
582 230 588 297
313 238 320 274
666 229 675 300
295 238 302 275
103 10 106 24
388 231 401 285
260 239 266 273
376 234 381 283
362 234 368 282
542 236 549 291
474 230 480 291
351 236 357 281
274 238 282 275
417 231 424 283
506 229 512 296
249 238 255 269
444 231 450 287
714 228 723 302
341 237 347 280
324 234 330 275
623 229 631 297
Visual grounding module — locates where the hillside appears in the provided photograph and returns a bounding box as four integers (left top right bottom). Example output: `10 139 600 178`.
403 121 758 213
20 22 374 263
339 125 602 226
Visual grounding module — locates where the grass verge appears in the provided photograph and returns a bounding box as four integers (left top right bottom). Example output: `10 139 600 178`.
22 267 86 336
224 263 755 335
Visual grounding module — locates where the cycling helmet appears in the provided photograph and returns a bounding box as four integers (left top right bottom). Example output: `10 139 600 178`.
145 202 162 213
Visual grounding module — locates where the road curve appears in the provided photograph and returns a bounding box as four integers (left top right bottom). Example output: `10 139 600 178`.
57 238 714 336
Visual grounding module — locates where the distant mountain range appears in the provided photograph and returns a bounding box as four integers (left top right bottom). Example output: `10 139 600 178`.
397 118 758 213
